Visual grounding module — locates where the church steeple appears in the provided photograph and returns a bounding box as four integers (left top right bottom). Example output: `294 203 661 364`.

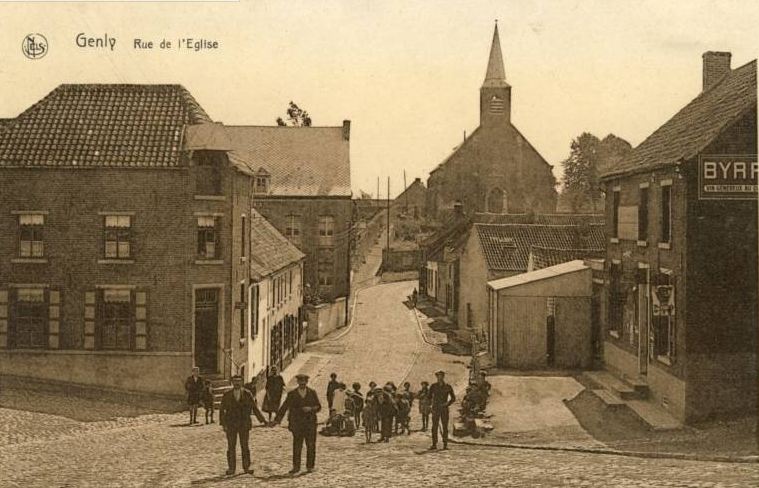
480 21 511 126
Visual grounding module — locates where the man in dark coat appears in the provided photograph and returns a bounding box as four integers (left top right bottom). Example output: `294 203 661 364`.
220 375 267 475
273 373 322 474
428 370 456 450
326 372 339 410
184 366 204 425
263 366 285 421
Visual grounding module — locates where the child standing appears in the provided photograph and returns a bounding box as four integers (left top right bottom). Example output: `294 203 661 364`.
417 381 431 432
362 397 376 443
202 379 215 424
395 393 411 435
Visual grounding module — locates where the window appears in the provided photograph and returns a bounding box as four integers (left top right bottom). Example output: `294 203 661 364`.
318 215 335 245
241 215 246 257
195 151 222 195
254 176 270 194
317 248 335 287
638 187 649 241
99 289 133 350
18 214 45 258
660 184 672 244
489 96 505 114
652 273 675 362
250 285 259 339
12 288 47 349
240 282 246 339
197 216 219 259
104 215 131 259
608 262 623 337
285 215 301 242
612 189 620 238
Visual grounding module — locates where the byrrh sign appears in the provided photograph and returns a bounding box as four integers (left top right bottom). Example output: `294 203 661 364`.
698 155 758 200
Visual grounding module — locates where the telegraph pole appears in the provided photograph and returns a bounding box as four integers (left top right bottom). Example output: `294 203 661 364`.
386 177 391 253
403 170 408 213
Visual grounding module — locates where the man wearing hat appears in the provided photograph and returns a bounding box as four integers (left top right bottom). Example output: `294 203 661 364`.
219 374 267 475
272 373 322 474
428 370 456 450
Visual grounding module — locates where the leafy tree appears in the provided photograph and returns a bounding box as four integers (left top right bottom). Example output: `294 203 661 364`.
559 133 631 213
276 101 312 127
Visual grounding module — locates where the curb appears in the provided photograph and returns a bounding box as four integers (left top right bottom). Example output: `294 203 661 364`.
445 438 759 464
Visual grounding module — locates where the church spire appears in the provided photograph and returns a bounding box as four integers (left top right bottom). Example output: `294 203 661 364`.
483 21 509 88
480 21 512 125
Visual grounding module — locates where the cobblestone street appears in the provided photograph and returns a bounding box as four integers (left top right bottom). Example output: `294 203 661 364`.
2 280 758 487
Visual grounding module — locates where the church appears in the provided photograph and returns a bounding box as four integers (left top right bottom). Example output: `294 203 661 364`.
426 24 557 220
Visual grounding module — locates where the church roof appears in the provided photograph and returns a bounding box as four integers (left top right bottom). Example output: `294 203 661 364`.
225 125 351 197
601 59 756 178
483 23 509 88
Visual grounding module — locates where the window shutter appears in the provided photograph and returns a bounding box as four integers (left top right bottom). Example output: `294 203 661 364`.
135 291 147 350
84 291 96 350
0 289 7 349
48 290 60 349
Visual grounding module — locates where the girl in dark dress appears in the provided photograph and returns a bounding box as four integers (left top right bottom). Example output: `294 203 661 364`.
417 381 431 432
262 366 285 421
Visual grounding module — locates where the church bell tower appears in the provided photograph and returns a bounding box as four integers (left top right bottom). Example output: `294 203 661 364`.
480 22 511 126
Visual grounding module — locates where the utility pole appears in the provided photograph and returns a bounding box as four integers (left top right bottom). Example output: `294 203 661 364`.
403 170 408 213
377 177 380 203
386 177 391 254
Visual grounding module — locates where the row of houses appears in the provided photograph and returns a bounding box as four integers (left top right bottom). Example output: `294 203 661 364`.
420 51 757 424
0 84 352 398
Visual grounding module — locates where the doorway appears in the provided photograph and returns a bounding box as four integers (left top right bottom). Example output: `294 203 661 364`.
194 288 219 374
546 297 556 367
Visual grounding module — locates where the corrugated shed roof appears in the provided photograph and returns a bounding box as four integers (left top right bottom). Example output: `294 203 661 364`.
600 59 757 178
475 223 605 272
529 245 605 271
249 209 305 280
0 84 210 168
225 126 351 197
488 260 588 291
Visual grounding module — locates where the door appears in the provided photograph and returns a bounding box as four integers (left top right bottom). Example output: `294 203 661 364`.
546 315 556 367
637 279 649 376
194 288 219 374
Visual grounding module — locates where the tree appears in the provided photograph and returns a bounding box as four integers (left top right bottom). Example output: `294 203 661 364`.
276 101 312 127
558 133 631 213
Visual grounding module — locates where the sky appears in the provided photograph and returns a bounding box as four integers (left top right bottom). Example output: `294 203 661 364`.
0 0 757 198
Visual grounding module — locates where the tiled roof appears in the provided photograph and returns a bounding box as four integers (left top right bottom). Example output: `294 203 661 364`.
250 209 305 280
489 260 589 291
475 223 605 272
0 84 210 168
601 60 757 178
422 214 470 262
474 213 605 226
529 245 605 271
225 126 351 197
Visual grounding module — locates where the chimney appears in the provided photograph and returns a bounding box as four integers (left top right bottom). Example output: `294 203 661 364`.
702 51 731 91
342 120 351 141
414 177 421 183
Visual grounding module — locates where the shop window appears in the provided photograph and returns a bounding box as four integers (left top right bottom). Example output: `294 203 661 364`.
11 288 47 349
18 214 44 258
104 215 131 259
99 289 134 350
197 216 219 259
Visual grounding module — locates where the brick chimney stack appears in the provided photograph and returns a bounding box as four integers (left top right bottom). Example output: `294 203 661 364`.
342 120 351 141
702 51 732 91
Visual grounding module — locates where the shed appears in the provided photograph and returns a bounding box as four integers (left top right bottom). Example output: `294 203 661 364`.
487 260 592 370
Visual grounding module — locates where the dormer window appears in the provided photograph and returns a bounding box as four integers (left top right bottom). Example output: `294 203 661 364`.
253 168 271 195
489 96 505 114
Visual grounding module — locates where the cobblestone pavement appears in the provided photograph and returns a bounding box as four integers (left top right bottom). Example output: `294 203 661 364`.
2 280 758 486
2 414 758 487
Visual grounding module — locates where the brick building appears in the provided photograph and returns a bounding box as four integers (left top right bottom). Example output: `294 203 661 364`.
392 177 427 220
224 125 352 330
0 84 262 397
426 24 557 220
598 53 757 422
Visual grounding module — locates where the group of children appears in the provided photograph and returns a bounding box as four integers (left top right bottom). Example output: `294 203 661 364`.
322 375 434 444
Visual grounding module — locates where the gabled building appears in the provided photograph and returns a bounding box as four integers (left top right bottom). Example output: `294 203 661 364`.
0 84 257 396
459 223 605 335
241 209 305 386
225 124 352 335
598 53 757 422
426 24 557 220
392 177 427 220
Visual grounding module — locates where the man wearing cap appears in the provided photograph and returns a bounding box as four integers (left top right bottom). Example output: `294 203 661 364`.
428 370 456 450
272 373 322 474
220 374 267 475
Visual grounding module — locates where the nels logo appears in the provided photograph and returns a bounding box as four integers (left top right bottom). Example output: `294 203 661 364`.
22 33 48 60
